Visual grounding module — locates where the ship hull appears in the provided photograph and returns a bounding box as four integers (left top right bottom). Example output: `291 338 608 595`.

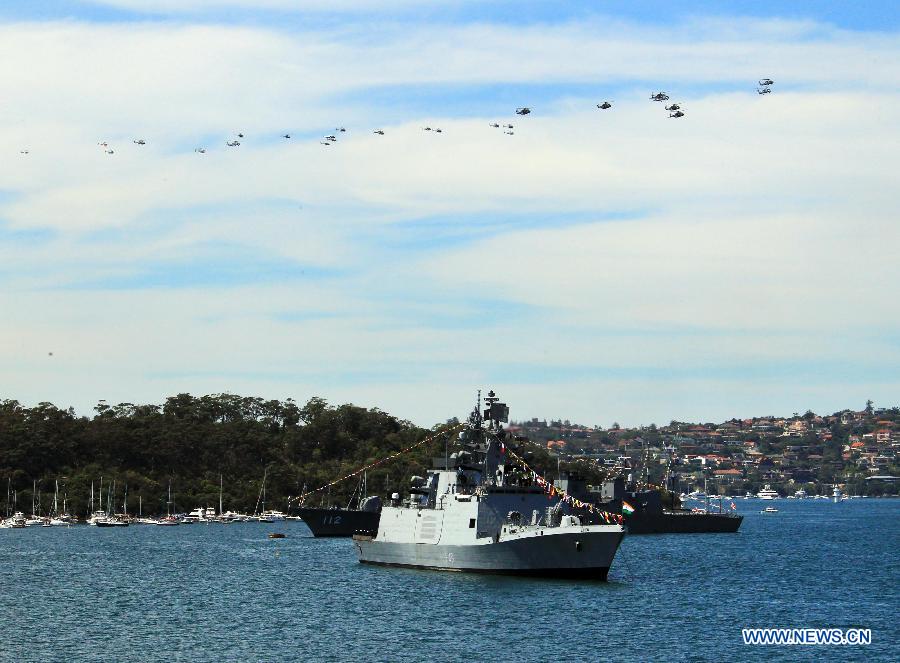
297 507 380 537
625 512 742 534
355 529 623 579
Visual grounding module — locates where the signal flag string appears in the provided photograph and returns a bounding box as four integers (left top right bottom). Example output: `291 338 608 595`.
495 436 624 525
288 422 465 507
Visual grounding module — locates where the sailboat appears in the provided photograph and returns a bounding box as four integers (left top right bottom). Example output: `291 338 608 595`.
252 469 274 522
87 478 109 525
95 480 128 527
156 481 179 525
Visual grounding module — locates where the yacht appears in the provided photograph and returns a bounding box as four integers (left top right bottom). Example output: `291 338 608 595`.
185 507 217 523
757 485 779 500
832 485 843 503
87 511 109 526
793 489 808 499
261 510 286 521
6 512 27 528
744 491 754 499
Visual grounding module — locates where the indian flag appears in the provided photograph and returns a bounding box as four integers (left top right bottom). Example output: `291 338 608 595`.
621 500 636 516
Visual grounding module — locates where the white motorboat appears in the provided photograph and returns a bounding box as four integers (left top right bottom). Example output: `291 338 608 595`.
761 506 778 513
757 485 779 500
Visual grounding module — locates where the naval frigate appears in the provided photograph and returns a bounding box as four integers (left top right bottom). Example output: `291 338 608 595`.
354 391 625 578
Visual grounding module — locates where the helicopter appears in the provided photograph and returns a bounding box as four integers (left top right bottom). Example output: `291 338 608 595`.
597 101 612 109
650 92 669 101
105 149 115 154
669 110 685 118
504 130 514 135
664 103 681 111
336 127 346 132
515 107 531 115
422 126 432 131
504 124 513 129
237 133 245 138
759 78 774 86
194 148 206 153
324 135 337 141
226 140 240 146
757 87 771 95
97 141 108 147
373 130 385 135
489 123 500 128
434 128 442 133
20 150 29 154
319 141 331 146
133 139 146 145
282 134 291 139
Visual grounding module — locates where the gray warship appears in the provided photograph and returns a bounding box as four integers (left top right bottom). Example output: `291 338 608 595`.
354 391 625 579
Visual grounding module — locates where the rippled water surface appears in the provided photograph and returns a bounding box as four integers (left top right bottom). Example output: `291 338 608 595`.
1 500 898 662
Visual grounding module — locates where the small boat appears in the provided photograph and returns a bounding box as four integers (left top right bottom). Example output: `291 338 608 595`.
757 485 779 500
268 532 286 539
155 516 180 526
761 506 778 513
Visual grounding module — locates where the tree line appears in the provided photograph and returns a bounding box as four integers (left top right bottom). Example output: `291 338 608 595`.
0 393 449 517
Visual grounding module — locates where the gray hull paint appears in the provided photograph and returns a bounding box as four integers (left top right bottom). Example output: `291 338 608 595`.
355 530 623 579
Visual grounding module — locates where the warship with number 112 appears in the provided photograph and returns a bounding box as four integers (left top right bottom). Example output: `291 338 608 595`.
354 391 625 578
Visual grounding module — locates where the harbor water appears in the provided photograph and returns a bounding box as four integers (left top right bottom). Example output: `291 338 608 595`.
1 499 897 662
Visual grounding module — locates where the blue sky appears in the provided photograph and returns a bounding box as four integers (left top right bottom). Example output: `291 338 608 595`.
1 1 898 425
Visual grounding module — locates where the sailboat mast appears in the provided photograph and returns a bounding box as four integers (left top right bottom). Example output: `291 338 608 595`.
219 474 223 516
54 480 59 516
32 480 36 516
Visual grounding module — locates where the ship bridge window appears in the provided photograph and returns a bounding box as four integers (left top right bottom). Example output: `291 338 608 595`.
468 518 475 528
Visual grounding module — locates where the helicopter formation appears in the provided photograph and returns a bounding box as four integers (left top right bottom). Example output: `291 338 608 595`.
15 82 774 156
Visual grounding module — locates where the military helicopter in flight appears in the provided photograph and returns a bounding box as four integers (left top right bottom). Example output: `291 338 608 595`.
664 103 681 111
133 139 146 145
489 123 500 128
20 150 29 154
324 135 337 142
759 78 774 86
336 127 347 133
373 130 385 135
226 140 240 146
669 110 685 118
194 148 206 153
504 130 514 135
757 87 771 95
597 101 612 109
515 107 531 115
282 134 291 139
650 92 669 101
